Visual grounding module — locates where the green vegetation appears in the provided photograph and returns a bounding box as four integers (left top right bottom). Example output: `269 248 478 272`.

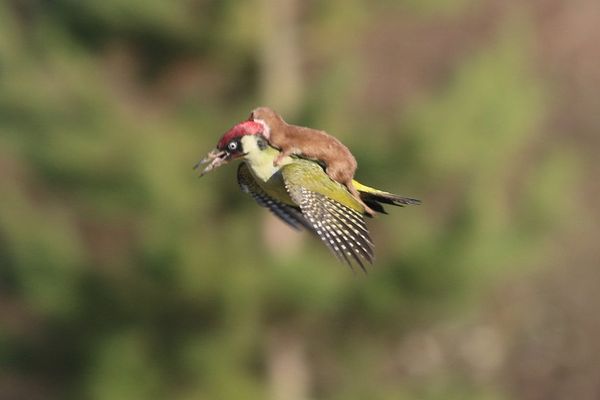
0 1 582 399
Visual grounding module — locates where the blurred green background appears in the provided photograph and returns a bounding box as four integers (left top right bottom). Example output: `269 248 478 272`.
1 1 599 399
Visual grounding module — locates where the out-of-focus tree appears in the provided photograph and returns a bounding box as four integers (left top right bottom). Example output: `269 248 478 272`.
0 1 590 400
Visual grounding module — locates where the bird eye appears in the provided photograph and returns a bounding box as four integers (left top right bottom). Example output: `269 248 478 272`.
228 141 238 151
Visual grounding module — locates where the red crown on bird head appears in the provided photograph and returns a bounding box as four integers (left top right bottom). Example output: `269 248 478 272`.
217 121 263 150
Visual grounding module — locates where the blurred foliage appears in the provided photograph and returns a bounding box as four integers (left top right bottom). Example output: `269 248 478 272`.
0 1 584 399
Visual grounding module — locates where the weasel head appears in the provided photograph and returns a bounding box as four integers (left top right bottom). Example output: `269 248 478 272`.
248 106 286 140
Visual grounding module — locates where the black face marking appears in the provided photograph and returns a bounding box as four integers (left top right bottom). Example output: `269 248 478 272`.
256 137 268 151
222 137 243 159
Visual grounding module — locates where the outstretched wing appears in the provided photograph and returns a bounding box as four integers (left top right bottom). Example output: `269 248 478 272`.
283 166 375 272
237 162 312 231
237 160 375 271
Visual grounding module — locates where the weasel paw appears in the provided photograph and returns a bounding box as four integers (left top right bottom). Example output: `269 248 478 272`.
273 156 284 167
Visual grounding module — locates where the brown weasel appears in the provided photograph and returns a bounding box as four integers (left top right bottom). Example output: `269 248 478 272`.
250 106 376 216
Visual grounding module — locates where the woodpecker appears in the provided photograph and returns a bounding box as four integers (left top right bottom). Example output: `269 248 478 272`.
249 106 377 216
195 121 420 271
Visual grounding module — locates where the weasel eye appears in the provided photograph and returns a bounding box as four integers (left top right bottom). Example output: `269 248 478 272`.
228 141 238 151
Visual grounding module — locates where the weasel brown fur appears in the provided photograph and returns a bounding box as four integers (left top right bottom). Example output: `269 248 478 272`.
250 106 376 216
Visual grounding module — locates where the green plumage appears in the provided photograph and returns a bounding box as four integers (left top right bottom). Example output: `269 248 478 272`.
229 135 419 269
238 161 374 271
282 160 364 212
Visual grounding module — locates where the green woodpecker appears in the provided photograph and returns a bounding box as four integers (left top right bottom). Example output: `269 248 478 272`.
195 121 420 271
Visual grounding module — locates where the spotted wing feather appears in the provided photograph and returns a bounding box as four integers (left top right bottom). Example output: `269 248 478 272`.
285 184 374 272
237 163 311 231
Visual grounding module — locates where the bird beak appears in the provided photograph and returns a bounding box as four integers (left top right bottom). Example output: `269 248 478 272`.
194 148 229 176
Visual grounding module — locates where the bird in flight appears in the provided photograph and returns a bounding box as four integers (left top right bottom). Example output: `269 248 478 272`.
195 113 420 271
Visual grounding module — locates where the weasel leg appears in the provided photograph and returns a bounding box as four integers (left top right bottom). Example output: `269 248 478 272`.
324 162 374 216
273 148 295 166
347 182 377 217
